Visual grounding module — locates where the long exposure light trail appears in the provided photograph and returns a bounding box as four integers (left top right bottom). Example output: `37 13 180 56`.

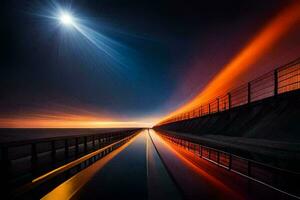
159 1 300 124
0 118 153 128
0 113 154 128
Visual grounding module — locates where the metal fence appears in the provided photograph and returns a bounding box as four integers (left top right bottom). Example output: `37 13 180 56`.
160 58 300 125
0 129 139 190
158 131 300 198
12 132 138 199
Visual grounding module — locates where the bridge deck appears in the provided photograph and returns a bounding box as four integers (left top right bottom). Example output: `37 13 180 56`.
41 129 294 200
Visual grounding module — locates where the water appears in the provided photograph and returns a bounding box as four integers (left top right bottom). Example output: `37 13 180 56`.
0 128 131 143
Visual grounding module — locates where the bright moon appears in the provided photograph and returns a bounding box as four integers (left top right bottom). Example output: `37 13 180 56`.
59 13 74 26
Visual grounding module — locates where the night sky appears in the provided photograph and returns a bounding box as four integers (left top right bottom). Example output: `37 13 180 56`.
1 0 300 127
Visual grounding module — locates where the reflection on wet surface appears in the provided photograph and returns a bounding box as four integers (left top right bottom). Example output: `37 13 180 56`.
42 133 139 200
149 130 243 200
42 130 181 200
146 130 182 200
150 130 293 200
42 129 291 200
74 131 148 200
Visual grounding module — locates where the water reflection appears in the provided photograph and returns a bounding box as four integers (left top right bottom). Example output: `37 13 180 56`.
149 130 243 200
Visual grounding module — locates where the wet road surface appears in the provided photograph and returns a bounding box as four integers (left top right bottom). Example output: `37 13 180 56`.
42 129 294 200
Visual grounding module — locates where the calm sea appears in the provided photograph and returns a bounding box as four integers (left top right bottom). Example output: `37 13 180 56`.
0 128 131 143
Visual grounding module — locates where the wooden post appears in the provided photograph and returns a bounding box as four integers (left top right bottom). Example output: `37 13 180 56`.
217 98 220 112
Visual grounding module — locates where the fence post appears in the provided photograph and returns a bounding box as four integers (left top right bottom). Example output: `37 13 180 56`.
84 136 88 153
75 138 79 157
92 136 95 149
31 143 38 174
98 137 101 148
274 69 278 96
248 161 252 177
217 98 220 112
1 147 11 182
200 105 202 116
208 104 211 114
228 154 232 170
200 146 203 157
248 82 251 104
228 93 231 109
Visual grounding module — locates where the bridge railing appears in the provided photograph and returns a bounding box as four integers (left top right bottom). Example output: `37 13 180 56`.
158 131 300 198
0 129 139 189
160 57 300 125
278 61 300 93
12 132 138 199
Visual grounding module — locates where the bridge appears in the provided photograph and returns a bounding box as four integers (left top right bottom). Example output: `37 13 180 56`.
1 58 300 199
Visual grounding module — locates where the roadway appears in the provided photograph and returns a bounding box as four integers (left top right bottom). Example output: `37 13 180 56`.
41 129 294 200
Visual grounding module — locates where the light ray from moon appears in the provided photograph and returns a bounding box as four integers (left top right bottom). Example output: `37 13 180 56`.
52 8 135 70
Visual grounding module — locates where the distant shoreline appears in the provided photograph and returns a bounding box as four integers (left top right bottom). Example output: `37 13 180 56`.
0 128 137 143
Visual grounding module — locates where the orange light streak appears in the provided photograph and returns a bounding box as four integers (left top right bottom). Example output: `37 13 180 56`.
41 133 140 200
0 113 154 128
159 1 300 124
150 130 242 199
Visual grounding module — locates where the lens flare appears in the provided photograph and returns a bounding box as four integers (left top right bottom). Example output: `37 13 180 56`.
59 12 74 26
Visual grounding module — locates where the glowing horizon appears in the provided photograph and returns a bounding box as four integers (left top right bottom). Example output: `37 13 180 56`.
158 1 300 125
0 112 159 128
0 118 155 128
2 2 300 129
